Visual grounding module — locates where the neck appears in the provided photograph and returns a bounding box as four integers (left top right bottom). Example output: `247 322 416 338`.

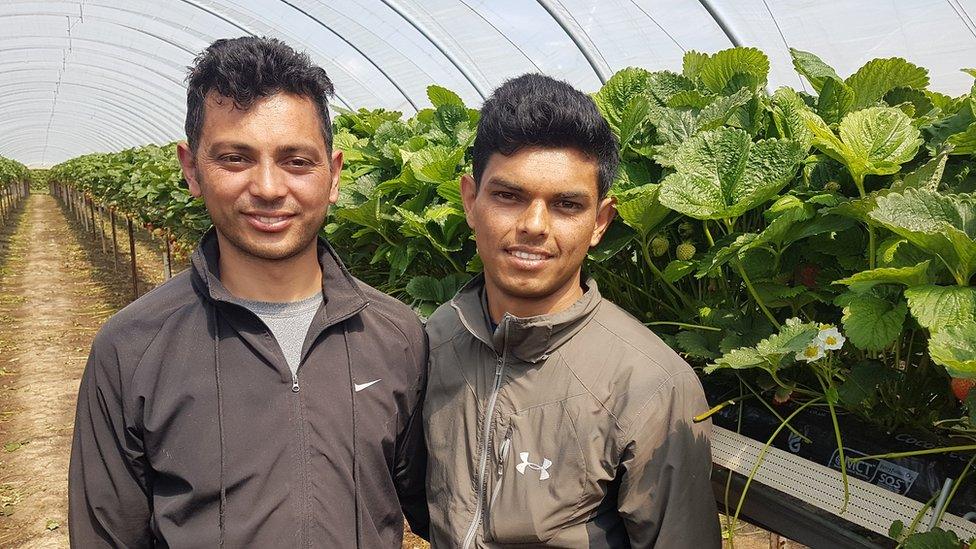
485 272 584 323
216 235 323 303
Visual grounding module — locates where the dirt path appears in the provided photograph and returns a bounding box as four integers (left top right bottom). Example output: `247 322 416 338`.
0 193 177 547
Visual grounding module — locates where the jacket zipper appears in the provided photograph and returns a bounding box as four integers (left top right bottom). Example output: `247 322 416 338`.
461 321 509 549
292 369 311 548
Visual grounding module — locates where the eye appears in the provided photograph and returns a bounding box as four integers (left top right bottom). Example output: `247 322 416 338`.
219 154 247 164
556 200 583 210
493 191 518 202
286 157 314 168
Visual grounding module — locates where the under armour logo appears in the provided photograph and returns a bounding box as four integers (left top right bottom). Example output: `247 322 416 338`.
515 452 552 480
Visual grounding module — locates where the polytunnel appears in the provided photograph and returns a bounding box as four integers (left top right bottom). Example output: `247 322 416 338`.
1 0 976 166
5 2 976 548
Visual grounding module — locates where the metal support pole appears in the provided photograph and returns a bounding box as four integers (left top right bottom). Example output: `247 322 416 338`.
110 208 118 271
99 203 107 253
89 198 97 239
379 0 488 99
128 217 138 300
0 185 6 226
535 0 612 84
163 234 172 280
697 0 745 47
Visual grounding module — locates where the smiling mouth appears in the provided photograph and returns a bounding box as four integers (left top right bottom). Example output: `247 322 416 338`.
253 215 290 224
244 212 295 233
510 250 548 261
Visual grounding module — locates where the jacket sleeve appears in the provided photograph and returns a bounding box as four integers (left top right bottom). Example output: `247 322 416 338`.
617 370 721 549
68 329 154 548
393 326 430 540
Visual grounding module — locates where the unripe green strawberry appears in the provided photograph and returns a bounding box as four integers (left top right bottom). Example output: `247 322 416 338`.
650 236 669 257
678 221 695 237
676 241 696 261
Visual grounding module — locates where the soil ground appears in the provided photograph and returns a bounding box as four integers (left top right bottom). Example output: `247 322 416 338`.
0 192 800 548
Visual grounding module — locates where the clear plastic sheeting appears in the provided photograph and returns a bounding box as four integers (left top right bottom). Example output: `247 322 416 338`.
2 0 975 166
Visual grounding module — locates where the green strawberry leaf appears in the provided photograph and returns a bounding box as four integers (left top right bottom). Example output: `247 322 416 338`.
929 319 976 379
839 292 907 351
682 51 710 81
832 262 931 293
789 48 841 93
614 184 672 237
845 57 929 110
904 285 976 331
700 47 769 94
706 318 818 374
427 85 465 108
805 107 922 184
594 67 653 132
659 127 806 220
771 87 813 150
869 189 976 284
662 259 696 283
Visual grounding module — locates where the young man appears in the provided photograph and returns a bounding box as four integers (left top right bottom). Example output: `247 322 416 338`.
423 74 721 548
68 37 428 547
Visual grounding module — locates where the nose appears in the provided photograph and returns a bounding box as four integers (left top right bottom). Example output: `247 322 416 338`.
248 161 287 202
517 199 549 238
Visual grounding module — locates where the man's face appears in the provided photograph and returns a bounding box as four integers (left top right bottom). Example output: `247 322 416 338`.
461 147 615 306
177 92 342 261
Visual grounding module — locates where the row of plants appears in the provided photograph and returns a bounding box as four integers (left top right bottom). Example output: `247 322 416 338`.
0 156 32 225
48 145 210 258
46 48 976 545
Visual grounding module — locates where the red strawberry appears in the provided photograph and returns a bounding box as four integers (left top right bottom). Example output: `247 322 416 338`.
795 263 820 289
951 378 976 401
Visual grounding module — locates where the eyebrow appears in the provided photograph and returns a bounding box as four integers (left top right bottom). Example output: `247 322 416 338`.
484 178 524 194
484 178 590 201
208 142 321 156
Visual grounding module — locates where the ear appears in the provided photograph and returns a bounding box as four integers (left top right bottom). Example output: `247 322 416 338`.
590 195 617 247
176 141 202 198
328 149 344 205
460 173 478 230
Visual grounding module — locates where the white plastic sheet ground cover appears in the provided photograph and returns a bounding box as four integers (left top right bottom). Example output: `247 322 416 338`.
1 0 975 166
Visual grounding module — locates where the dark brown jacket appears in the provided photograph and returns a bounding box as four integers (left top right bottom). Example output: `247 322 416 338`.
424 276 719 548
69 229 428 547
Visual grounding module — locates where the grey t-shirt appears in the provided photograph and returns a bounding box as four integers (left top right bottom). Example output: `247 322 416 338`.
231 292 324 377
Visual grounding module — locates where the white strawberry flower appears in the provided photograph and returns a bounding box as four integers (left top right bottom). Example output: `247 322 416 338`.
796 343 826 362
817 325 845 350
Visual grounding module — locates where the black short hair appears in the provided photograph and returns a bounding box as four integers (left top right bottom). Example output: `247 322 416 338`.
472 73 619 199
185 37 335 154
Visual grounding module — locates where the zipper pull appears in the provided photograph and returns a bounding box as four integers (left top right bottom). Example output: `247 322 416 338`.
496 427 513 476
291 378 300 393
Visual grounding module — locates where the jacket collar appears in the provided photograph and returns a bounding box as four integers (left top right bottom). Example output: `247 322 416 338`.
190 228 369 328
450 273 602 364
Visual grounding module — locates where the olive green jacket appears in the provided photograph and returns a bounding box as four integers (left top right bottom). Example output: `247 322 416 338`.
423 276 720 548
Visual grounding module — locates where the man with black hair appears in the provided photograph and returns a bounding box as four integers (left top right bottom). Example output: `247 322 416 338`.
68 37 428 547
423 74 721 548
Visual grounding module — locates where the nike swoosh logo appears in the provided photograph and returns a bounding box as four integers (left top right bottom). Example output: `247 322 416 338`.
354 379 382 392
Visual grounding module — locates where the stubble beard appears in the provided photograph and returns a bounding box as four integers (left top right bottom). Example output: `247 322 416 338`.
199 170 327 262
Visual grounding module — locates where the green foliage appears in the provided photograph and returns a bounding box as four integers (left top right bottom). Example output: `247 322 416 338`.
870 190 976 285
929 320 976 379
904 285 976 331
49 145 207 247
838 291 907 351
0 156 30 186
705 318 819 374
658 128 805 220
804 107 923 189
